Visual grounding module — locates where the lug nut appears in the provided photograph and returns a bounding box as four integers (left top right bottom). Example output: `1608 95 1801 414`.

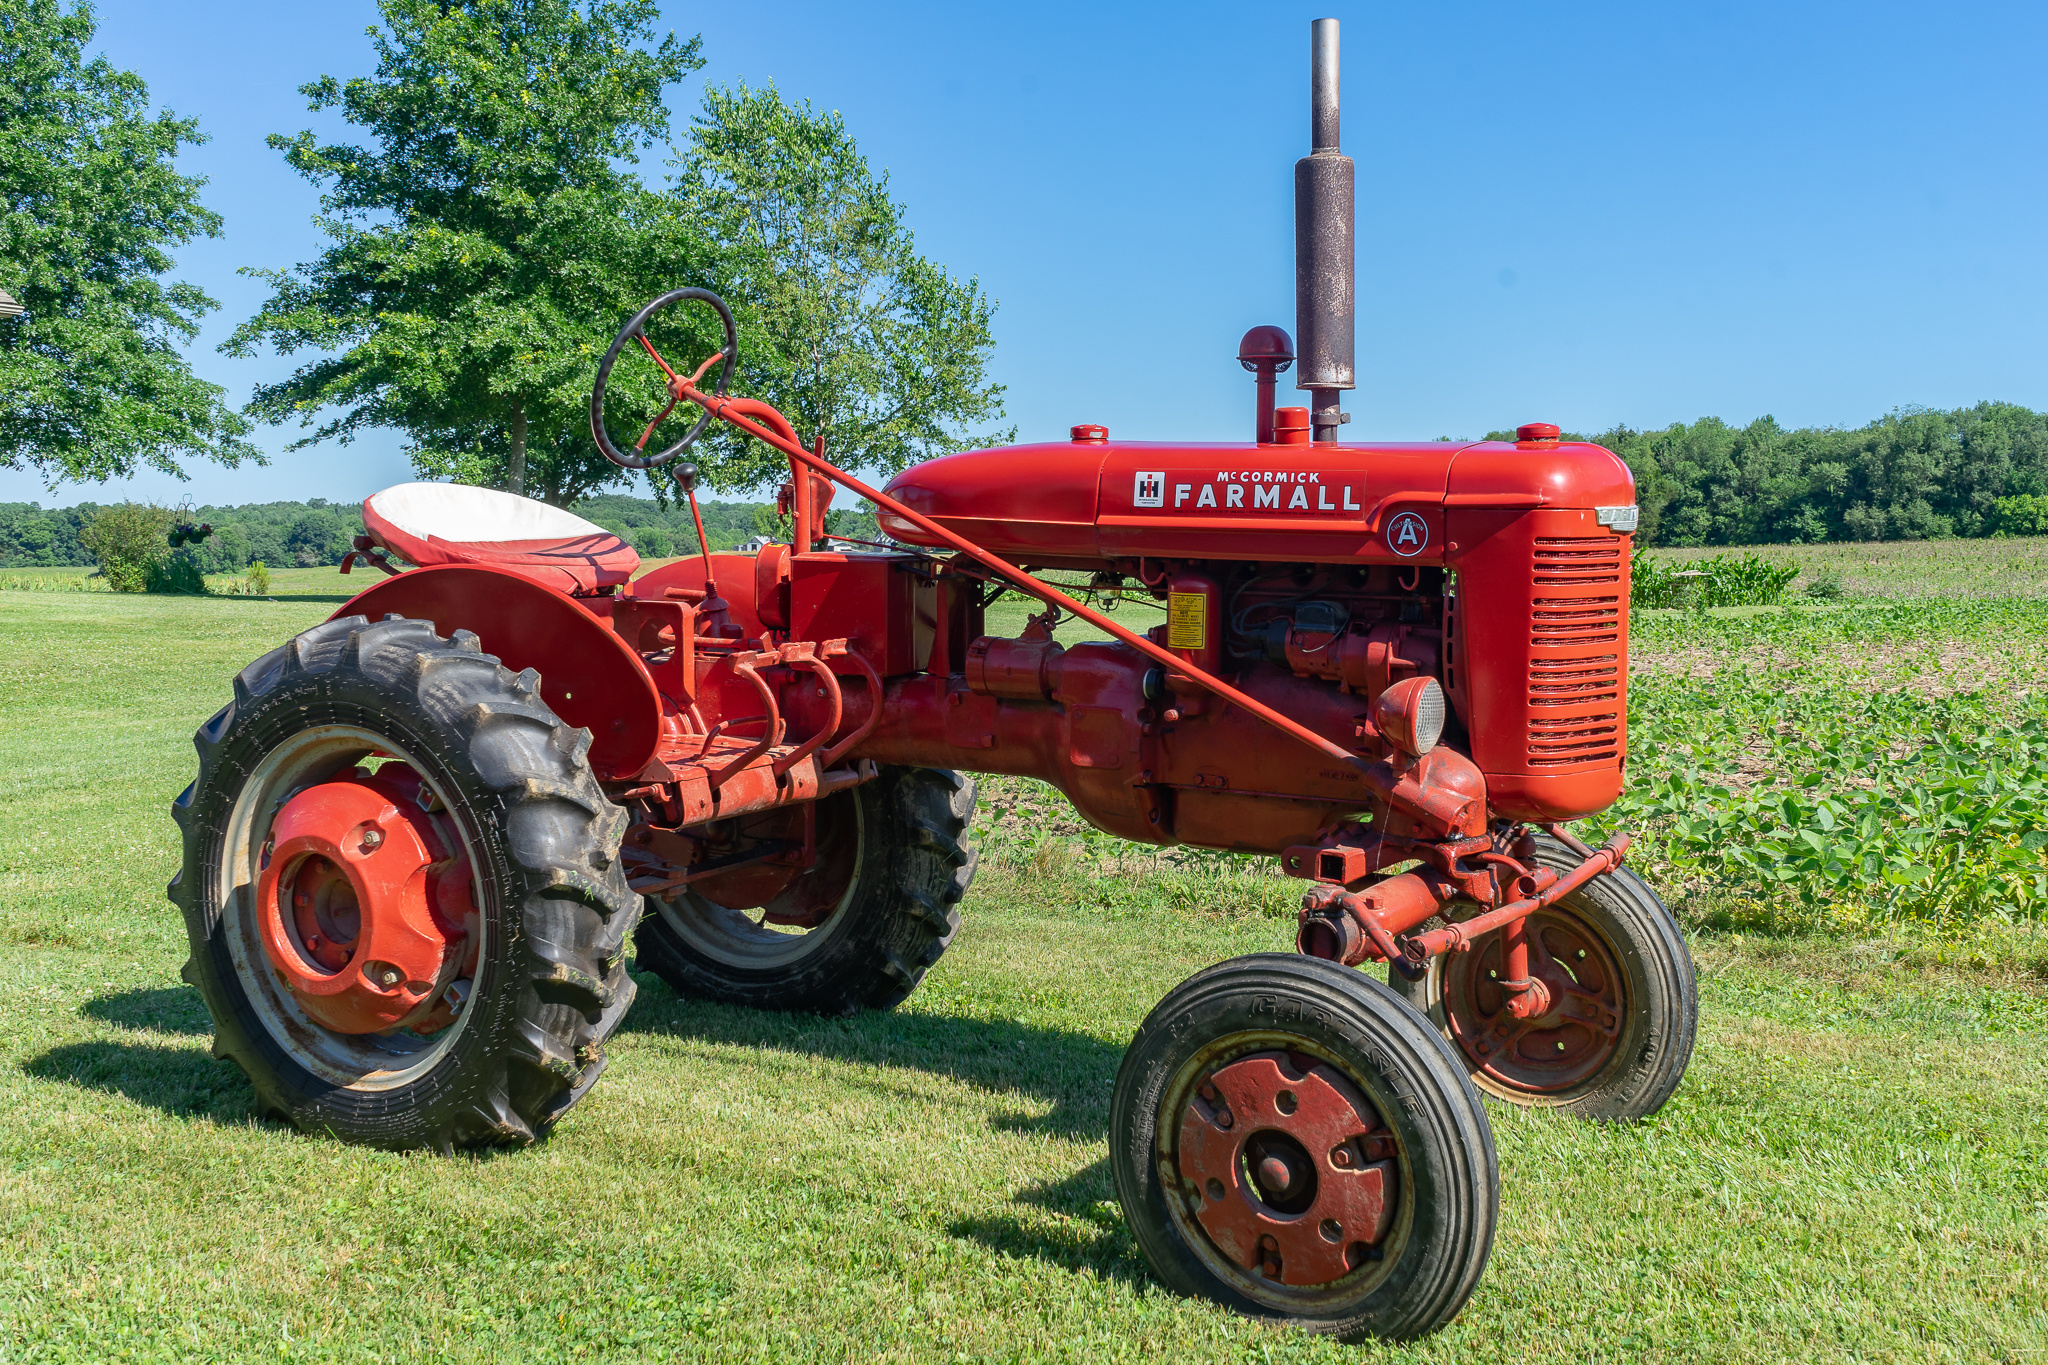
1330 1145 1354 1169
1259 1234 1278 1251
1214 1109 1233 1130
360 827 385 851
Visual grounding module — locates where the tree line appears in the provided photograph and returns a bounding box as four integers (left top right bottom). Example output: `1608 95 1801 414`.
0 493 861 570
1513 400 2048 546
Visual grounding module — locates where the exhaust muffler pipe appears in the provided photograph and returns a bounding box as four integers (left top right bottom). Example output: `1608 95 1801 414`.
1295 17 1355 444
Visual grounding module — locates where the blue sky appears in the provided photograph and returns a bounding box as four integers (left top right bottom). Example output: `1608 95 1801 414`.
7 0 2045 509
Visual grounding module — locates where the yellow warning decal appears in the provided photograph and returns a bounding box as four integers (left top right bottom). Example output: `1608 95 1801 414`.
1167 591 1208 649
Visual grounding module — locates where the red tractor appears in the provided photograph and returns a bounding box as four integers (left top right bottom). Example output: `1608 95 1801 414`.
170 19 1694 1341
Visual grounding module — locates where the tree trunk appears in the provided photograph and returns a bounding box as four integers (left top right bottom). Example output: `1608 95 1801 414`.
507 398 527 497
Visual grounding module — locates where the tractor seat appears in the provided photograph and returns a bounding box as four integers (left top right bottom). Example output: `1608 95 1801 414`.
362 482 640 595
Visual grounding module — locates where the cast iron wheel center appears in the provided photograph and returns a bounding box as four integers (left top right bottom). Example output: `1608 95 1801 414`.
286 855 362 972
1442 908 1624 1092
1176 1051 1395 1287
254 769 474 1036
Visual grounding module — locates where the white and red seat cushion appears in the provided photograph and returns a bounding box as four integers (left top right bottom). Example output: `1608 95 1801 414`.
362 482 640 594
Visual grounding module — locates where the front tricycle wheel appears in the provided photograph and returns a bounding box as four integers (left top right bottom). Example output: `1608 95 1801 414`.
1391 830 1697 1121
1110 954 1497 1341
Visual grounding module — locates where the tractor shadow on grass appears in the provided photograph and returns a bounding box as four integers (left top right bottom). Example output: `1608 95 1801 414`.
946 1156 1151 1283
23 1040 254 1123
79 985 213 1035
620 976 1154 1280
25 986 256 1124
618 972 1125 1141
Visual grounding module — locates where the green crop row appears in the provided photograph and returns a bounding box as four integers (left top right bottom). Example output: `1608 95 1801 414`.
1631 545 1800 609
1598 600 2048 933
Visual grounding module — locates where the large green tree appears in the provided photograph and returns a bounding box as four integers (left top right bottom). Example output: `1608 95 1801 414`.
648 83 1010 491
227 0 702 505
0 0 255 482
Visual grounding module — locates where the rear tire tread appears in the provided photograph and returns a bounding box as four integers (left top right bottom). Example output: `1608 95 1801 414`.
171 614 639 1150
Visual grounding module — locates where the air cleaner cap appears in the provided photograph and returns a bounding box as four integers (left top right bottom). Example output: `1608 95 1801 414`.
1071 424 1108 443
1515 422 1561 446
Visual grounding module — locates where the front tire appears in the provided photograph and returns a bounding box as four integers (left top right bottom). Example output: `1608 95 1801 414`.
1111 954 1498 1342
634 765 976 1014
169 614 638 1150
1391 831 1697 1121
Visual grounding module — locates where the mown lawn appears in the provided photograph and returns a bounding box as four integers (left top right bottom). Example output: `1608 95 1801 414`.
0 588 2044 1362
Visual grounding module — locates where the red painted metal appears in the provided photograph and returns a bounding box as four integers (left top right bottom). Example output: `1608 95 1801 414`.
255 768 473 1035
336 564 662 782
1177 1052 1394 1286
1407 834 1631 958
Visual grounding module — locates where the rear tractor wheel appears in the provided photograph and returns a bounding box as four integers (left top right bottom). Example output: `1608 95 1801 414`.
1391 831 1697 1121
170 614 639 1150
633 765 977 1015
1111 954 1498 1342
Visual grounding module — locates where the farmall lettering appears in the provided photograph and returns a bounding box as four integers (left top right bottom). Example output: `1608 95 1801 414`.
1138 469 1364 515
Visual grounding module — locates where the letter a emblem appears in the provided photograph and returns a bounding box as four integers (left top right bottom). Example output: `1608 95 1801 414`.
1387 510 1430 558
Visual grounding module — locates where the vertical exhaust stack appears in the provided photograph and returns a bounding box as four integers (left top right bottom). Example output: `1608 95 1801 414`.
1295 17 1355 444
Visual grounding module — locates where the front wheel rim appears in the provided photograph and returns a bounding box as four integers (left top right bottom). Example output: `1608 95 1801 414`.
1440 905 1627 1096
1156 1032 1410 1309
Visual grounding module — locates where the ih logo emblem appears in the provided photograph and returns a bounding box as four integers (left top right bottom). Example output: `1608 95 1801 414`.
1133 471 1165 508
1387 510 1430 557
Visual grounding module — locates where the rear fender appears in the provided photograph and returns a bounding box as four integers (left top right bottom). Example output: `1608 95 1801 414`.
333 564 661 781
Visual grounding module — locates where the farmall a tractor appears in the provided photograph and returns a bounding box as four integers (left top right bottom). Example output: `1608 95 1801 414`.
170 20 1695 1341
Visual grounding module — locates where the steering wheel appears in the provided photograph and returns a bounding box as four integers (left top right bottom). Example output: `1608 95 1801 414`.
588 287 739 470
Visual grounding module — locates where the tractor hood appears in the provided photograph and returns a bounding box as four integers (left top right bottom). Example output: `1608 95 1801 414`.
878 435 1636 566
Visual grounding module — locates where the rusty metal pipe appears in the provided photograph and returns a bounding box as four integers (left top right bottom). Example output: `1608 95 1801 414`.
1298 869 1459 968
708 654 784 788
1407 834 1632 958
817 650 883 770
1296 17 1355 444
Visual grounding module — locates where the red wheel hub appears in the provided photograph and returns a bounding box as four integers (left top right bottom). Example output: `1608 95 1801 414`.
1177 1052 1394 1287
255 768 475 1035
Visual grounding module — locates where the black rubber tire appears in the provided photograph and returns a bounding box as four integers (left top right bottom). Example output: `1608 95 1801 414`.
1391 831 1697 1121
1111 954 1498 1342
169 614 639 1150
634 765 976 1014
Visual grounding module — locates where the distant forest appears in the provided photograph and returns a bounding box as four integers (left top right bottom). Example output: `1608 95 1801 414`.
1502 400 2048 546
6 400 2045 566
0 493 870 569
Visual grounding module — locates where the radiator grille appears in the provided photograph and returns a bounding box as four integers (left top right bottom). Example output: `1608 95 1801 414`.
1527 538 1625 767
1532 536 1623 587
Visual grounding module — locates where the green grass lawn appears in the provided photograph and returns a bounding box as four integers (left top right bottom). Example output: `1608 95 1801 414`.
1 586 2045 1361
